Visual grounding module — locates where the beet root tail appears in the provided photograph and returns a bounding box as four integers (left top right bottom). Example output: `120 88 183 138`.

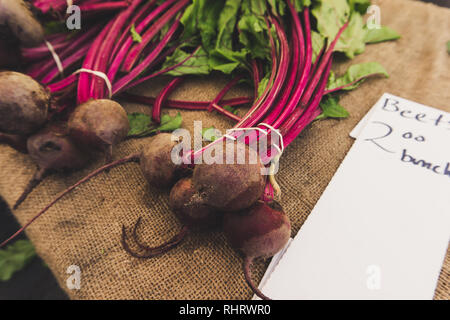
13 168 48 210
0 153 140 249
243 256 271 300
121 217 188 258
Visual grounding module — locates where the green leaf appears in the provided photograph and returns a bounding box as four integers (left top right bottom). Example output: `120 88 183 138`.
209 47 249 74
267 0 286 16
198 1 224 52
44 21 69 35
311 31 325 63
224 105 239 115
256 73 271 99
312 1 379 59
127 112 183 137
326 62 389 92
180 0 223 51
244 0 267 16
158 113 183 133
364 26 401 44
334 12 366 59
130 24 142 43
216 0 242 50
180 0 199 39
127 112 152 136
162 47 211 76
293 0 311 12
447 41 450 54
311 0 351 43
0 240 36 281
202 126 220 141
349 0 371 14
238 13 271 60
317 96 350 120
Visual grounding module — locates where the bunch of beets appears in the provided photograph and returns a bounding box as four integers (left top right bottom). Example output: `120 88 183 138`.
0 0 396 299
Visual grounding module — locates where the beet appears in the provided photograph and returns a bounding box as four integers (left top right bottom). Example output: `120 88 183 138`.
224 201 291 300
0 0 44 47
0 71 50 135
1 132 184 246
68 99 130 162
121 176 219 259
140 133 186 188
192 140 266 212
14 123 90 209
1 136 266 261
169 177 219 230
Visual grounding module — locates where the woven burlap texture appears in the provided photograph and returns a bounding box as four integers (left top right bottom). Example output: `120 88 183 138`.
0 0 448 299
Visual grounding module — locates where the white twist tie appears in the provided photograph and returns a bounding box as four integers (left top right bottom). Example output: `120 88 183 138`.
259 122 285 157
45 41 64 76
73 68 113 99
224 123 284 157
224 123 284 199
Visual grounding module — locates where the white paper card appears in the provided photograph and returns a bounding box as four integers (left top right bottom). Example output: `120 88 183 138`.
259 93 450 300
252 238 293 300
349 99 380 138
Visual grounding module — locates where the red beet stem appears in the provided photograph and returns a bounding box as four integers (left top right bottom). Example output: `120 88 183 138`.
207 75 243 112
251 59 260 99
123 45 201 91
271 7 312 129
153 77 184 123
210 103 242 122
90 0 144 99
262 5 302 126
284 58 333 146
120 93 252 110
112 16 181 95
121 0 189 72
300 20 349 106
107 0 178 83
233 17 279 130
78 1 130 12
238 16 289 128
110 1 157 61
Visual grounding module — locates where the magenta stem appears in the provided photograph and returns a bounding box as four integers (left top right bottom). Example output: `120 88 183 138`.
112 17 181 95
121 0 189 72
121 93 252 110
153 77 184 123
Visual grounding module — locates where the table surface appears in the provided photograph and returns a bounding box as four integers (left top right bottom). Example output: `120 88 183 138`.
0 0 448 300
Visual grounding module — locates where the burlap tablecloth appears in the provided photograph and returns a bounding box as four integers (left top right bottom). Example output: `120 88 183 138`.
0 0 448 299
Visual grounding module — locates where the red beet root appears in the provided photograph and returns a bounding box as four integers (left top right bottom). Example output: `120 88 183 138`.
0 0 44 47
121 177 218 259
139 133 187 188
68 99 130 162
192 140 266 212
223 201 291 300
0 133 182 246
170 178 219 230
0 71 50 135
14 123 89 209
